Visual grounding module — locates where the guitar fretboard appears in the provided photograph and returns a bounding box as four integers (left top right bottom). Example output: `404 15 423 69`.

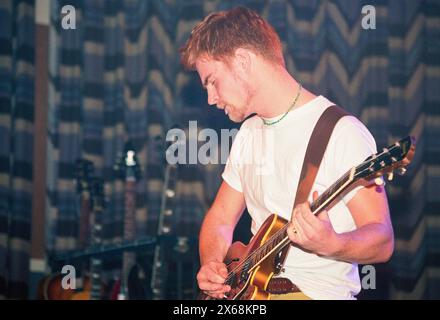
151 162 178 299
120 179 137 298
310 170 352 214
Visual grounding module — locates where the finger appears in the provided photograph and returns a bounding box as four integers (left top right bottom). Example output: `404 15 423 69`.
287 223 299 241
293 203 314 230
300 205 321 230
296 209 316 237
292 204 304 223
291 217 304 241
197 268 226 288
199 281 229 292
312 190 319 201
290 205 298 222
202 285 231 299
212 274 226 284
215 264 229 279
318 209 330 222
206 266 227 284
202 289 224 299
205 284 231 294
209 291 228 299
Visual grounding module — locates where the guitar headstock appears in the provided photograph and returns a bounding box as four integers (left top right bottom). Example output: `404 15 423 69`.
114 140 142 181
354 136 416 183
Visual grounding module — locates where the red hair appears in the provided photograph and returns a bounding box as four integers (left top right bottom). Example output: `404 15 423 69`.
180 7 285 70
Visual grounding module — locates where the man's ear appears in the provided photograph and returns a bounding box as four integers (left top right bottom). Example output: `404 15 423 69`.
234 48 253 73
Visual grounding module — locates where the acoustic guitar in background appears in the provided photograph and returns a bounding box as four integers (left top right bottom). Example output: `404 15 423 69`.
38 159 95 299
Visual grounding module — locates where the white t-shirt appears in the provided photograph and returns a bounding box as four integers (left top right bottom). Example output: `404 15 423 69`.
222 95 378 300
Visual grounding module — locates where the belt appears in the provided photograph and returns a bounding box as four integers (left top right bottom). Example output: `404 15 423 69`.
266 277 301 294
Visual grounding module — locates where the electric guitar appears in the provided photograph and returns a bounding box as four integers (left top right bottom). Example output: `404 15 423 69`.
74 158 94 294
150 137 179 299
70 177 106 300
76 159 94 251
198 136 416 300
39 159 94 300
110 142 142 300
90 177 105 299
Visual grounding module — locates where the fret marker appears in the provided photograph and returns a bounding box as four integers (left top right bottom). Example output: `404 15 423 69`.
374 177 383 186
387 172 394 181
349 167 356 180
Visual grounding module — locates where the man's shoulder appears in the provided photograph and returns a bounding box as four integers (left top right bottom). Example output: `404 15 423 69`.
335 114 372 136
316 97 371 137
315 98 376 147
329 114 377 155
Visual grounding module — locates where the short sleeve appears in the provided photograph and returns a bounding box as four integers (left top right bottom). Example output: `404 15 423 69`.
221 128 245 193
326 116 380 204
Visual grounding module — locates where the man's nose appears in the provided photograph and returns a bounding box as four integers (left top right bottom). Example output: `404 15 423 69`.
207 87 218 106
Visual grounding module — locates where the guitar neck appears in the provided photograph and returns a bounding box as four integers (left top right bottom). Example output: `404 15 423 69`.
151 163 178 299
310 168 355 214
112 144 142 300
78 191 92 250
123 179 137 241
90 204 103 300
120 178 138 295
90 178 104 300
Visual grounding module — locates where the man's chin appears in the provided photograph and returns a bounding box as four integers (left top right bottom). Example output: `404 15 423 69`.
225 111 247 123
227 115 244 123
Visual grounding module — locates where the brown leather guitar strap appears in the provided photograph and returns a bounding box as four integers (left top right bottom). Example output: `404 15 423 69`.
277 105 350 271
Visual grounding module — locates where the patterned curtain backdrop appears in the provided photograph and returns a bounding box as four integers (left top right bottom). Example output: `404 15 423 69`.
0 0 35 299
46 0 204 297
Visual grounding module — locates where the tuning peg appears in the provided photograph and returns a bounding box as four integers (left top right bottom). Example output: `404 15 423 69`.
374 177 384 186
174 237 189 253
387 172 394 181
166 189 175 198
397 167 407 176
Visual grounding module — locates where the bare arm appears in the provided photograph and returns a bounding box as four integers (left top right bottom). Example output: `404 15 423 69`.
197 181 246 298
288 184 394 264
331 184 394 263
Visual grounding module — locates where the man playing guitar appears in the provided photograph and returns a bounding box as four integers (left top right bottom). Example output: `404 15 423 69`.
179 7 397 300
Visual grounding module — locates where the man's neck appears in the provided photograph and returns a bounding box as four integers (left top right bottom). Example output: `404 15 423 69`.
252 67 317 119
